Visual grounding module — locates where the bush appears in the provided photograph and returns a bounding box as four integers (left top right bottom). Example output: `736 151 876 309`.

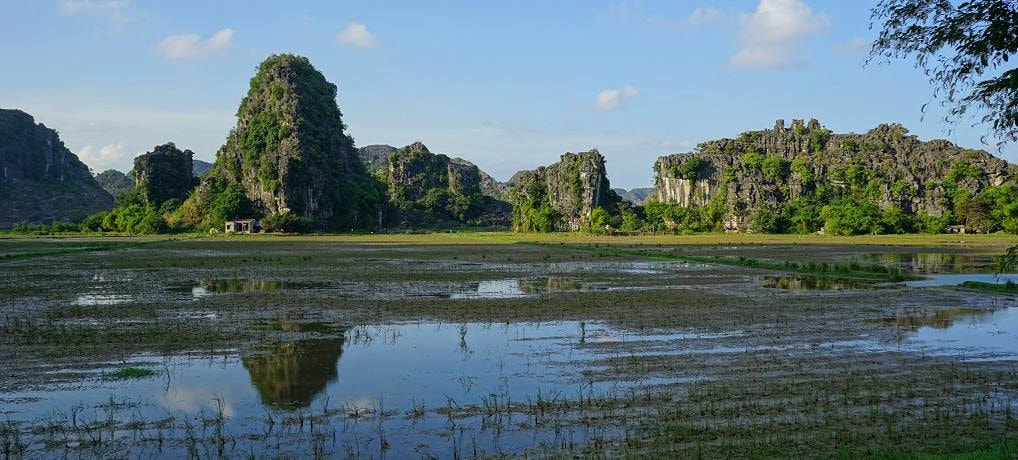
741 150 763 169
821 199 884 235
263 212 312 233
761 155 789 180
750 205 782 233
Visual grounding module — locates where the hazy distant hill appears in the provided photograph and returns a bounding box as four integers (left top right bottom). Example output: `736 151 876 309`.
613 187 654 205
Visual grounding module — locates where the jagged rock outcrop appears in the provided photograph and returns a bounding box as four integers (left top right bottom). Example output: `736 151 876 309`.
654 118 1013 231
132 143 195 206
192 159 212 177
0 109 113 227
95 169 133 198
508 149 620 231
180 54 383 230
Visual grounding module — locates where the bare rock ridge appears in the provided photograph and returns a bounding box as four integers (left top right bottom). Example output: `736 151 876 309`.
654 118 1014 231
0 108 113 226
180 54 384 230
508 150 620 231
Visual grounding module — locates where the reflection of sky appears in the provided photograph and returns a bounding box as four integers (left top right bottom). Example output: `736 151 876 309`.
2 321 698 424
902 307 1018 360
904 273 1018 287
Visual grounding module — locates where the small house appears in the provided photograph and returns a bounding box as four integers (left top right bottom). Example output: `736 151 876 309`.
225 219 261 233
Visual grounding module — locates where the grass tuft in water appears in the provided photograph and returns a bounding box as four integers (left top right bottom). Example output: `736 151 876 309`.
103 367 159 380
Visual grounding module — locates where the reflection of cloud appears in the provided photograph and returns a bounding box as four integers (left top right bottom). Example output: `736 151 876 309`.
157 387 235 417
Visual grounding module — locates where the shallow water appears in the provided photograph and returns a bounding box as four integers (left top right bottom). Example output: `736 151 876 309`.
861 253 996 273
760 276 871 291
877 307 1018 360
0 320 708 457
903 273 1018 287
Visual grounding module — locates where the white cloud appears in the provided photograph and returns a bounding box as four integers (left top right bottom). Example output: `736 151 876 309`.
596 85 639 111
684 7 724 27
60 0 134 21
78 142 127 172
729 0 830 69
338 23 377 48
837 36 868 55
157 28 234 59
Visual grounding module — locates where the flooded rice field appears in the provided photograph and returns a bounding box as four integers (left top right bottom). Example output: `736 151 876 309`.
1 237 1017 458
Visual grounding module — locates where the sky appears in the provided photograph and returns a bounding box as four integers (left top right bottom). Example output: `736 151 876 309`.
2 0 1015 189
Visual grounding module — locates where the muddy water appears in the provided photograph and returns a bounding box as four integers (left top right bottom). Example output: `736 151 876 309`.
0 321 707 458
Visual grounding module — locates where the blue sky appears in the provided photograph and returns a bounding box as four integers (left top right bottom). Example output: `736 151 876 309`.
2 0 1014 189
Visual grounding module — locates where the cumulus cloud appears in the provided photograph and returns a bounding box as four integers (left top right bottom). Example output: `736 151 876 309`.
729 0 830 69
837 36 868 55
60 0 135 21
338 23 377 48
596 85 639 111
157 28 234 59
77 142 127 171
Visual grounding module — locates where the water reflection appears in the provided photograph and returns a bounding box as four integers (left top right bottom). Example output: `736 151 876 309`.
242 338 344 409
761 276 869 291
875 308 995 330
875 307 1018 360
861 253 995 273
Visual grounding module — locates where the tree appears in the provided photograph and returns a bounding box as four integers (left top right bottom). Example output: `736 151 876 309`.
869 0 1018 145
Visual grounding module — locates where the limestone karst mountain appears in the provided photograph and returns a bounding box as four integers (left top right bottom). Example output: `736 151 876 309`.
0 109 113 227
132 143 195 207
179 54 384 230
508 149 621 231
654 119 1014 232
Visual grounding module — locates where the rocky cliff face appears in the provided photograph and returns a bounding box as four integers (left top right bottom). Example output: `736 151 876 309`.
0 109 113 226
508 150 619 231
654 119 1013 231
181 54 383 229
132 143 194 206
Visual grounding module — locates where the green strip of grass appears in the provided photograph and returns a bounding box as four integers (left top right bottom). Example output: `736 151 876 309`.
959 280 1018 295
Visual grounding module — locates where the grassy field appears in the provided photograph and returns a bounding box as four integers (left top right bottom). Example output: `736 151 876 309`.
0 234 1016 458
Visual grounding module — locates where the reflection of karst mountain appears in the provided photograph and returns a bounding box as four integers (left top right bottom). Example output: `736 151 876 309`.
866 253 990 274
242 323 345 408
202 279 288 292
881 308 994 331
762 276 861 291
